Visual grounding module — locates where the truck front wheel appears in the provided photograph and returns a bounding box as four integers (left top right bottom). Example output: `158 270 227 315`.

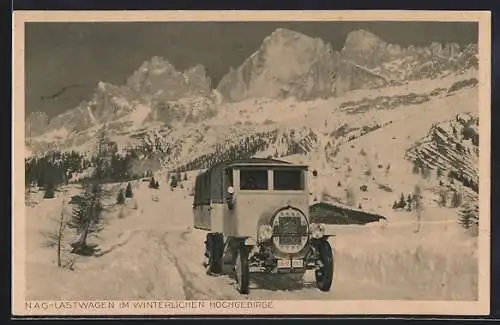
234 245 250 294
206 233 223 274
314 239 334 292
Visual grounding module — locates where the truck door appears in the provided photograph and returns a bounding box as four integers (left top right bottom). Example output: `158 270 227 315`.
222 168 235 235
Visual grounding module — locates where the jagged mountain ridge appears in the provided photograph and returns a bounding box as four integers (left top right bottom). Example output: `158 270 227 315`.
28 57 216 141
25 27 479 169
216 28 478 101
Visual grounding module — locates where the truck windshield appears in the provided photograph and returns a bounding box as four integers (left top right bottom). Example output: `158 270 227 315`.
273 169 304 190
240 169 268 190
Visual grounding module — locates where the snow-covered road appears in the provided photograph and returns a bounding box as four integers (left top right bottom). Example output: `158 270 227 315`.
25 180 478 301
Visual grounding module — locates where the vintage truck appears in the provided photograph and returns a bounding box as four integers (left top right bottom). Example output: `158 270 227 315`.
192 158 334 294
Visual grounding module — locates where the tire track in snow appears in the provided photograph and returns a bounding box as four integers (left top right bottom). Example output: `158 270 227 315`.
160 230 240 300
93 228 146 257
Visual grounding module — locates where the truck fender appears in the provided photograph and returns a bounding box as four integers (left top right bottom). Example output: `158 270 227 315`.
227 236 256 248
244 237 256 246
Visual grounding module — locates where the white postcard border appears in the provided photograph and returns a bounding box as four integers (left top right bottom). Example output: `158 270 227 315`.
12 10 492 316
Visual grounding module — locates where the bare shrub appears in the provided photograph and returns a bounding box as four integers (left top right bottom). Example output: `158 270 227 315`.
41 190 69 268
62 257 76 271
413 185 423 233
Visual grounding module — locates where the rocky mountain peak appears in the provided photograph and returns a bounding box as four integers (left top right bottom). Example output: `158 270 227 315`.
341 29 388 68
126 56 211 100
216 28 339 102
263 28 312 45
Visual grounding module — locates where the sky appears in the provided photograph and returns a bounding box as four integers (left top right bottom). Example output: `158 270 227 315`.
25 21 478 118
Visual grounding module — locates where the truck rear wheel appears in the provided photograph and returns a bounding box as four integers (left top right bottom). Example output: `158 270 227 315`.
315 239 334 292
234 245 250 294
206 233 223 274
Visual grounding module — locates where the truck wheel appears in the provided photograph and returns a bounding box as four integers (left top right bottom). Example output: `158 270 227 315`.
315 239 334 292
206 233 223 274
234 245 250 294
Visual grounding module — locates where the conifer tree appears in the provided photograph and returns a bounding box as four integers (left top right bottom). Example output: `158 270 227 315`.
412 161 420 175
43 182 56 199
125 182 133 198
397 193 406 209
436 167 443 178
170 175 178 189
68 183 103 254
438 189 447 207
451 191 462 208
421 165 431 179
116 189 125 205
149 177 156 189
406 194 413 211
458 202 479 229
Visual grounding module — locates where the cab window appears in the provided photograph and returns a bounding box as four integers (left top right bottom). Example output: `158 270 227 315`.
273 169 304 190
240 169 268 190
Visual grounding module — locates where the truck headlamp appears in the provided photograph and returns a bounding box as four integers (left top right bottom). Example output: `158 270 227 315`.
310 223 326 239
258 224 273 241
